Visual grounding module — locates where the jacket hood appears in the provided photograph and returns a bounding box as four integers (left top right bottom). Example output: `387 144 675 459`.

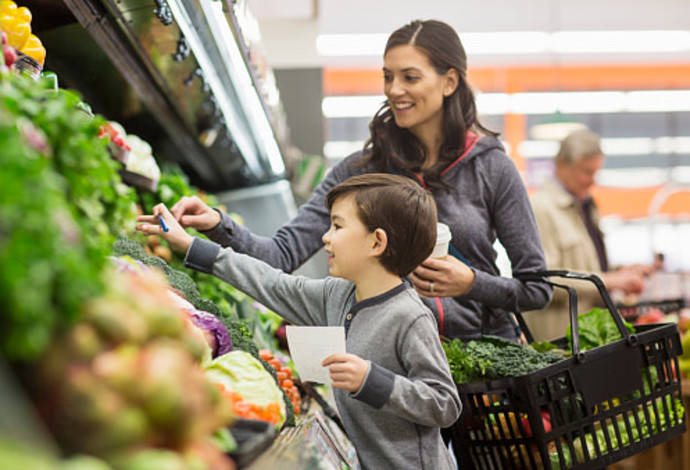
441 132 506 177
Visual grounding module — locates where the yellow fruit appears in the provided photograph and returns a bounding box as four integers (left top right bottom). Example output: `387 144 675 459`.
19 33 44 65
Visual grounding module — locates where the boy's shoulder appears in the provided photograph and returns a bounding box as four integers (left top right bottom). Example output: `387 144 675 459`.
375 284 434 320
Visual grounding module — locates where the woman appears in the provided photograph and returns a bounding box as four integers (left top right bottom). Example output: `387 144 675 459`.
169 19 551 342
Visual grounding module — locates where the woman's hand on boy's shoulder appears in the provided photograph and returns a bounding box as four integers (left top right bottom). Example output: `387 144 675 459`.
322 353 369 392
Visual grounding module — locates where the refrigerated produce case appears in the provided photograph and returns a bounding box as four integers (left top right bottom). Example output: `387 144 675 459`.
23 0 288 193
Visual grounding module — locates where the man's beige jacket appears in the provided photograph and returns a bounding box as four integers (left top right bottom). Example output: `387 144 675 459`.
524 178 607 341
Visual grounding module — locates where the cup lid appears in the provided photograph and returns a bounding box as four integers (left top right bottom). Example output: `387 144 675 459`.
436 222 452 242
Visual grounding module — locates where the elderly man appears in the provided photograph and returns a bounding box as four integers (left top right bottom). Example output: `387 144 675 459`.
524 129 652 341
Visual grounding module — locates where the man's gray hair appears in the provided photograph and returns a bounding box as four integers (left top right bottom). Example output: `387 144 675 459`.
555 129 602 165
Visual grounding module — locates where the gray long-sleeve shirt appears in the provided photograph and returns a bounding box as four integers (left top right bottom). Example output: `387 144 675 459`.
185 238 461 470
202 134 551 341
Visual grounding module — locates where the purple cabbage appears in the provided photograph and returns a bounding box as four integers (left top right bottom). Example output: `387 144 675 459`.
187 309 233 357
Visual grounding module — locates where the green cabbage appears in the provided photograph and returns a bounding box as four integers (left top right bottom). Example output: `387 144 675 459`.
205 350 286 427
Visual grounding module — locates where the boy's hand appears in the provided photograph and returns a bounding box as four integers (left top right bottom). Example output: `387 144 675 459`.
322 353 369 393
136 203 194 253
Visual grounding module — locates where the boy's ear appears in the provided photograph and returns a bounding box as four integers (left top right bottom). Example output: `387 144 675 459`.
370 228 388 257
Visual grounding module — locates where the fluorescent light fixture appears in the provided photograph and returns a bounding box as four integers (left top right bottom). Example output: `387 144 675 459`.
660 137 690 154
510 92 559 114
671 166 690 184
518 140 560 158
323 140 365 159
317 30 690 57
552 30 690 54
519 137 690 159
461 32 549 54
554 92 626 114
323 90 690 119
168 0 265 176
627 90 690 112
322 95 385 118
317 33 387 56
201 0 285 175
602 138 655 156
475 93 511 115
596 168 669 187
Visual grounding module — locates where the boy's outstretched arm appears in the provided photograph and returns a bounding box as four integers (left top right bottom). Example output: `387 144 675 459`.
136 203 194 253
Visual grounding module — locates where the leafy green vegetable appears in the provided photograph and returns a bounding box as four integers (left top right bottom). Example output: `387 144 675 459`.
0 72 137 360
566 307 635 352
442 338 491 384
530 341 560 354
443 335 565 384
205 350 287 427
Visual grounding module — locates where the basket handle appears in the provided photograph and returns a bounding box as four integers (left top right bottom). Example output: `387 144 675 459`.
516 270 638 355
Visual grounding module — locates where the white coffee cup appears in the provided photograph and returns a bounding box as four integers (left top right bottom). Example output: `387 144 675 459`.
430 222 452 259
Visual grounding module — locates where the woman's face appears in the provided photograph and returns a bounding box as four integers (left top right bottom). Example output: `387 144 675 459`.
383 44 457 142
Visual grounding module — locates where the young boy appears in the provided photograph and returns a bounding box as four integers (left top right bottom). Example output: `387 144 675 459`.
137 173 461 470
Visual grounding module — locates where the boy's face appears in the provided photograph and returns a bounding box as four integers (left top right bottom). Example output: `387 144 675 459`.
322 195 376 282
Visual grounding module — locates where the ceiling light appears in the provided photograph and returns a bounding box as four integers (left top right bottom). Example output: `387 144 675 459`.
602 138 656 156
529 116 588 141
322 95 384 118
460 32 549 54
323 90 690 119
317 33 387 56
627 90 690 112
552 30 690 54
596 168 669 187
519 137 690 159
316 30 690 57
323 141 366 159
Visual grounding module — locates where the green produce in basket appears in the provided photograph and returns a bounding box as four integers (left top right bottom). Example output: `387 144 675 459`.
566 307 635 352
442 335 566 384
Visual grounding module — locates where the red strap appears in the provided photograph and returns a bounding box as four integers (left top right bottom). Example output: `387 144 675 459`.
435 297 444 338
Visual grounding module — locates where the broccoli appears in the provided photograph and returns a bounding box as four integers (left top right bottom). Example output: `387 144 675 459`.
112 235 147 260
227 321 259 356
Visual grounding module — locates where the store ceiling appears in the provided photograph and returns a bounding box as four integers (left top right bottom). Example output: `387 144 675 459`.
248 0 690 69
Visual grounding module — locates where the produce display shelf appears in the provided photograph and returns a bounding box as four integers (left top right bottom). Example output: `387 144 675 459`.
244 408 359 470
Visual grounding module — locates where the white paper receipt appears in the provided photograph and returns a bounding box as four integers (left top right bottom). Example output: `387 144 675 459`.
285 326 346 384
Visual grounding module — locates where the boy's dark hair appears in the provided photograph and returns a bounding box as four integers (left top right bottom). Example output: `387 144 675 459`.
326 173 437 277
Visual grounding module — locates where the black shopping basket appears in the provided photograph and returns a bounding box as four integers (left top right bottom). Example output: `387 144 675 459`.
449 270 686 470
